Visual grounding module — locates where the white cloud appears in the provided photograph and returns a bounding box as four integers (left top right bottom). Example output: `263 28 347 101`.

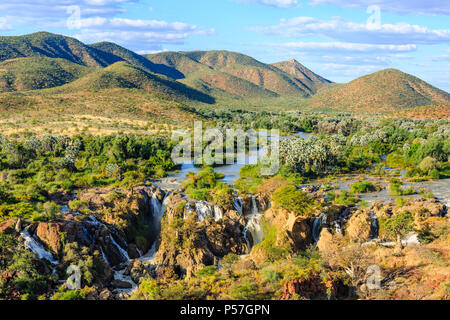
236 0 300 8
0 17 13 30
252 16 450 45
275 41 417 52
309 0 450 16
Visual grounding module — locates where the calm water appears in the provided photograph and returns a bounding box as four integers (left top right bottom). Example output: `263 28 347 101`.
168 131 314 186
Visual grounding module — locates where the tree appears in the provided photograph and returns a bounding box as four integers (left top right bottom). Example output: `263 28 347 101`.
383 211 414 249
221 253 239 277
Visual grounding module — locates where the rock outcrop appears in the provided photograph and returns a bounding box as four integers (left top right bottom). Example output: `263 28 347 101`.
281 273 338 300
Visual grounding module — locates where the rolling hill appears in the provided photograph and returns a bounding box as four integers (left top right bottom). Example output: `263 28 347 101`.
0 32 448 117
272 59 331 92
0 32 121 68
0 57 90 92
145 50 329 99
89 41 184 79
53 61 215 104
308 69 450 113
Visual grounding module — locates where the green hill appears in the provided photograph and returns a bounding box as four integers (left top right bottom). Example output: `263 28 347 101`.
145 50 327 99
0 32 121 68
145 51 279 100
308 69 450 113
55 61 215 104
89 42 183 79
0 57 90 91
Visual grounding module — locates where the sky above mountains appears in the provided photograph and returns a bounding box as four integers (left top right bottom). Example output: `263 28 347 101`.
0 0 449 91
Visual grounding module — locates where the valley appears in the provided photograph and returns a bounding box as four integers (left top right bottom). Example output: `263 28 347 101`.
0 31 449 301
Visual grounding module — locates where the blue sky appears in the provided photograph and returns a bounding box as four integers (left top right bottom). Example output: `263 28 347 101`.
0 0 449 91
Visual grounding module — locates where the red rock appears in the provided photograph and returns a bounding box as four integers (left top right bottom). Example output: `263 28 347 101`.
0 220 16 234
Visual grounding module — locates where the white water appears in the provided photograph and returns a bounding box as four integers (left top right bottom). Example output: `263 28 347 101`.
233 197 243 215
251 196 258 215
379 232 420 247
195 201 214 221
113 269 138 295
20 227 58 265
244 213 264 250
110 234 130 263
312 213 327 242
213 205 223 221
139 190 169 263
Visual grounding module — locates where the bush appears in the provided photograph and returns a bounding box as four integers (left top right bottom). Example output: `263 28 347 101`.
350 181 377 194
272 185 317 217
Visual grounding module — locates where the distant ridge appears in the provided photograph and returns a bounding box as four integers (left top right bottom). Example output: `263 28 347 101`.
0 32 448 115
145 50 329 98
308 68 450 112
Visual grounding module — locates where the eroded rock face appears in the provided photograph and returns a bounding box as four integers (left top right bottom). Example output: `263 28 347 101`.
345 209 372 243
265 207 315 251
153 193 248 278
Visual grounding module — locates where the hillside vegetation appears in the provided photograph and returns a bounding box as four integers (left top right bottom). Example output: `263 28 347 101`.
308 69 450 113
0 57 90 92
0 32 448 118
145 50 328 99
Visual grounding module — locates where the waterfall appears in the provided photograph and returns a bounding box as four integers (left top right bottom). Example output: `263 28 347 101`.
333 220 342 235
139 241 158 263
370 212 379 239
251 196 258 215
312 213 327 242
100 247 110 266
110 234 130 263
184 201 223 222
20 226 58 265
140 190 169 263
213 205 223 221
244 213 264 251
150 191 163 226
233 197 243 215
195 201 213 221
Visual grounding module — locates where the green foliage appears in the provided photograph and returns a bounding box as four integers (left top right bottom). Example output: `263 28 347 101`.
350 181 377 194
381 211 414 239
196 266 218 278
272 185 317 217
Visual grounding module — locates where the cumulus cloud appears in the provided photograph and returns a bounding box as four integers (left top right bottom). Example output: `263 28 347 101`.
273 41 417 53
309 0 450 16
72 17 212 51
252 16 450 45
236 0 300 8
0 0 139 27
0 17 13 30
0 1 212 52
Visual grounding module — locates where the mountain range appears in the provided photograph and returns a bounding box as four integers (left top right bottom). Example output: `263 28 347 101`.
0 31 448 118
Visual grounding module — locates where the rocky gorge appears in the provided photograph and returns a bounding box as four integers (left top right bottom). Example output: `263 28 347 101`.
2 173 447 300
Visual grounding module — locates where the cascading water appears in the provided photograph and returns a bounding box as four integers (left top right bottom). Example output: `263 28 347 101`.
20 226 58 265
213 205 223 221
110 234 130 263
312 213 327 242
244 213 264 250
333 220 343 235
251 196 258 215
233 197 243 215
140 190 169 262
195 201 213 221
370 212 379 239
184 200 224 222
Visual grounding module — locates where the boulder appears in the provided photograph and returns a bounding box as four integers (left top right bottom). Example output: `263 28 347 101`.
111 280 133 289
0 220 16 234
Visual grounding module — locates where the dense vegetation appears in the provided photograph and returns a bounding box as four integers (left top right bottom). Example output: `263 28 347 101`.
0 134 175 222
